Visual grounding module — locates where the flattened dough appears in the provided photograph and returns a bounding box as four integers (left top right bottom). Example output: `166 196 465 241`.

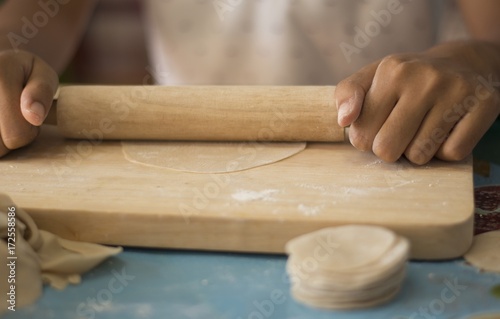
285 225 409 310
291 285 400 310
121 141 306 173
464 230 500 273
0 194 122 313
285 225 397 272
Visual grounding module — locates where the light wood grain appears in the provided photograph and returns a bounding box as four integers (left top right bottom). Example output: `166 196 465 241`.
52 85 344 142
0 126 474 260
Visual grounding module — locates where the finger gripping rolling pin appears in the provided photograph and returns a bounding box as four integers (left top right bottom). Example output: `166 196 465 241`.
47 85 344 142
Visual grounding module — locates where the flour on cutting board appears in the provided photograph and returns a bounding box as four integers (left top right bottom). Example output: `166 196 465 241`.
361 157 434 188
297 204 323 216
295 183 332 194
364 159 385 167
295 183 413 198
229 184 403 217
231 189 280 202
339 186 392 196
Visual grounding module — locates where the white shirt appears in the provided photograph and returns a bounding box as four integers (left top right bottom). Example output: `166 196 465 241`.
144 0 468 85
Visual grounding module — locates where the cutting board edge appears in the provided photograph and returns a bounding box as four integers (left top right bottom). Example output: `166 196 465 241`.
27 205 474 260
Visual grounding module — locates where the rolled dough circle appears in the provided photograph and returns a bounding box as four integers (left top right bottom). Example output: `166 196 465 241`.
285 225 409 310
464 230 500 273
121 141 306 173
285 225 397 272
300 238 409 290
291 285 401 310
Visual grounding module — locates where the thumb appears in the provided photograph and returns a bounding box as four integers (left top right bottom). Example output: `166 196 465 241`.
334 61 379 127
20 57 59 126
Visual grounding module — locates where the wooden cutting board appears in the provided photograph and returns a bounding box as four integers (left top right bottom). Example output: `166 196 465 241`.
0 125 474 260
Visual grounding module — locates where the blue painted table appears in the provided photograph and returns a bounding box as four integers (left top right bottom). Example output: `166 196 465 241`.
5 123 500 319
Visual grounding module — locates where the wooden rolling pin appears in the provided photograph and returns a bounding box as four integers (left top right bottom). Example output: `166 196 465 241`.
46 85 344 142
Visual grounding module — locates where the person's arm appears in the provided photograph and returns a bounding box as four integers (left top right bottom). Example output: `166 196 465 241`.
0 0 97 72
458 0 500 42
0 0 97 157
334 1 500 165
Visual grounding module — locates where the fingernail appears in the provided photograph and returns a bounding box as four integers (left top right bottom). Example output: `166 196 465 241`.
337 102 350 124
26 102 45 123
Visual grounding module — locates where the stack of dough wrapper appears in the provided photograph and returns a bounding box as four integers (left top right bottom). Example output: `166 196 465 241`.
285 225 409 310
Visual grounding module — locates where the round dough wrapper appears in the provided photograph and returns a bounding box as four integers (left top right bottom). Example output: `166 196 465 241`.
286 225 408 311
291 285 401 310
285 225 397 272
287 253 400 291
121 141 306 173
303 238 409 289
295 268 406 301
464 230 500 273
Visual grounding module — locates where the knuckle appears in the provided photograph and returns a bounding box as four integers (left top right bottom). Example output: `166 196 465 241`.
404 146 433 165
423 66 444 86
437 144 469 162
0 140 8 158
373 142 400 163
450 73 473 94
372 134 397 161
0 50 15 62
380 54 408 69
31 81 55 96
337 78 361 94
437 74 477 106
0 49 27 65
348 126 372 151
2 127 38 150
32 57 59 88
378 54 415 77
381 56 449 91
406 153 431 165
384 61 418 84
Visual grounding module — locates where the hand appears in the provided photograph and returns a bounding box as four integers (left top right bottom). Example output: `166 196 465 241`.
334 42 500 165
0 50 58 158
